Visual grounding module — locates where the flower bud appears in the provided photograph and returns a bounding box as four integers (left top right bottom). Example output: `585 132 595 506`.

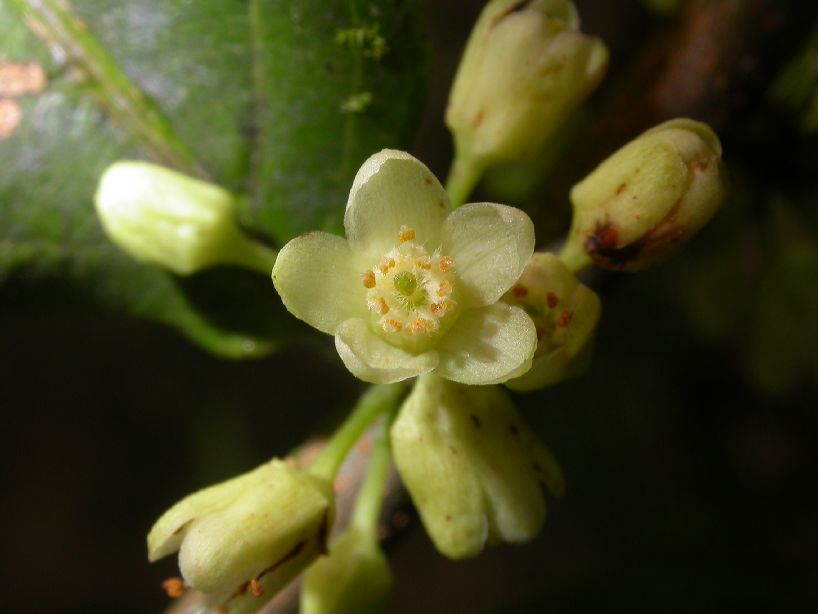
95 161 275 275
391 374 564 560
147 459 333 610
300 527 392 614
503 252 601 391
562 118 727 271
446 0 608 169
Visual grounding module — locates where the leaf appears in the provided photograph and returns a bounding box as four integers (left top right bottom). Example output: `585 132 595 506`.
0 0 428 357
246 0 428 242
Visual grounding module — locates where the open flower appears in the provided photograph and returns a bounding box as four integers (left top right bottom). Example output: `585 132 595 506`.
272 150 538 385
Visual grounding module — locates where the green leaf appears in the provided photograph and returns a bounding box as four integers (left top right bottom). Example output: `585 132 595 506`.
246 0 428 242
0 0 427 357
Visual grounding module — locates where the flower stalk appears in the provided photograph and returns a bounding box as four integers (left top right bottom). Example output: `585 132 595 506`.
309 383 406 482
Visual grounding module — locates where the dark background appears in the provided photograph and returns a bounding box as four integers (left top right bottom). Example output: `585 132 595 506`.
3 0 818 612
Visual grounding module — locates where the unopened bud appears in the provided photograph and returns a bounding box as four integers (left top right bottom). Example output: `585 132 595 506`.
503 253 600 391
446 0 607 169
391 374 564 560
95 161 275 275
147 459 333 611
562 118 727 271
300 527 392 614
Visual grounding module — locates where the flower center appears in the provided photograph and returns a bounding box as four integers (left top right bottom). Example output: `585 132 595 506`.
362 225 457 345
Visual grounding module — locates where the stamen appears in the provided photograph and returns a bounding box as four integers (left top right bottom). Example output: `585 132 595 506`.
430 302 448 317
437 279 452 297
162 577 185 599
379 257 395 273
368 297 389 315
365 229 458 340
383 319 403 333
412 319 430 333
398 225 415 243
438 256 454 272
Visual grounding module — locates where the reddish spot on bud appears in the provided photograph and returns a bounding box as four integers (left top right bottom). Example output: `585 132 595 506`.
587 222 618 252
162 577 185 599
392 511 410 529
615 183 627 195
512 284 528 298
557 310 573 327
250 579 264 597
546 292 558 308
472 110 485 127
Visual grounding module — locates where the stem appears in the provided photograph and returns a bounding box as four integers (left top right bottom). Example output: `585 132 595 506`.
309 384 405 482
445 154 484 208
557 233 593 274
224 234 278 276
349 408 397 536
9 0 206 178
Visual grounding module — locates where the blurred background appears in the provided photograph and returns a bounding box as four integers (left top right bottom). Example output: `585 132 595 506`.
3 0 818 612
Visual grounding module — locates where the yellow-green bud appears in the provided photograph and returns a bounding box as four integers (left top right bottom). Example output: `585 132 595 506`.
446 0 608 169
300 527 392 614
147 459 333 611
562 118 727 271
391 374 564 560
95 161 275 275
503 252 601 391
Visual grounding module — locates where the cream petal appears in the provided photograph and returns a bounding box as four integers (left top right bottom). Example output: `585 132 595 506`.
272 232 365 335
345 150 451 259
442 203 535 307
435 303 537 385
335 318 439 384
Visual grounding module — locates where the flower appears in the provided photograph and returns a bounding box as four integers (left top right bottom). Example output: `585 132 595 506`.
391 373 565 559
272 149 538 385
503 252 601 391
446 0 608 169
560 118 727 271
147 458 333 611
300 527 392 614
95 161 275 275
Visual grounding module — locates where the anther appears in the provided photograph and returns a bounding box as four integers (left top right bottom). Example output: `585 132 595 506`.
362 270 376 289
412 319 429 333
437 279 452 297
430 302 448 317
438 256 454 272
379 257 395 273
162 577 186 599
398 225 415 243
368 297 389 315
383 319 403 333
